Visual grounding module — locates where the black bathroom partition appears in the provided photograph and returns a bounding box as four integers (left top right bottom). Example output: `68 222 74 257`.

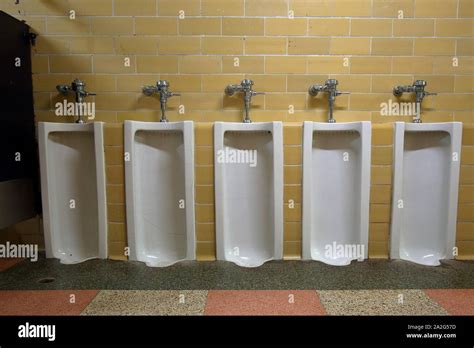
0 11 39 228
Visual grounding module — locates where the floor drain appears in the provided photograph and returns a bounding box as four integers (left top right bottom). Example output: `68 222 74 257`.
38 277 55 284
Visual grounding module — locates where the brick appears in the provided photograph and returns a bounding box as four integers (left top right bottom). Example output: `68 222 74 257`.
115 37 158 54
455 76 474 93
331 0 371 17
288 38 330 55
195 148 214 166
284 166 302 184
222 56 264 74
266 56 307 74
69 37 115 54
246 0 288 16
247 75 287 92
351 57 391 74
158 0 200 16
222 18 264 36
284 124 303 145
196 242 216 260
182 93 222 110
371 166 392 185
106 185 125 204
91 18 133 35
392 57 433 74
196 223 215 241
284 222 302 241
369 222 390 241
135 17 178 35
202 37 243 55
94 56 136 74
459 0 474 18
179 18 221 35
308 19 350 36
414 0 458 18
47 18 90 34
266 93 306 110
457 39 474 56
370 185 392 204
414 39 456 56
289 0 331 16
202 75 243 93
114 0 156 16
50 55 91 73
245 37 287 55
372 147 393 165
372 39 413 56
393 19 434 37
436 19 474 37
106 165 124 185
159 37 201 54
266 18 307 36
202 0 244 16
308 57 350 74
370 204 391 222
68 0 113 15
372 0 414 17
180 56 222 74
351 19 392 37
95 94 136 111
331 38 371 55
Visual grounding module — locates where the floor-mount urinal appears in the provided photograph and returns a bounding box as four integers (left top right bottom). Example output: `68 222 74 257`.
390 122 462 266
125 121 195 267
38 122 107 264
214 122 284 267
302 121 371 266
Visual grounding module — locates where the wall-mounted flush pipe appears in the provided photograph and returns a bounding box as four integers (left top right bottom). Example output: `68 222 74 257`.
308 79 349 123
142 80 180 122
393 80 437 123
225 79 264 123
56 79 96 124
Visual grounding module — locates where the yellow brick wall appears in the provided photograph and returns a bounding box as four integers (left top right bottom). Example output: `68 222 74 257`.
1 0 472 260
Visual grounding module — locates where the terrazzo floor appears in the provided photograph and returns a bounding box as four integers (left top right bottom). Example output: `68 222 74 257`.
0 289 472 316
0 256 473 316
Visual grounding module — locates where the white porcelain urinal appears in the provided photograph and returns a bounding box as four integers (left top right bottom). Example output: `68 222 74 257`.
214 122 283 267
302 121 371 266
125 121 195 267
390 122 462 266
38 122 107 264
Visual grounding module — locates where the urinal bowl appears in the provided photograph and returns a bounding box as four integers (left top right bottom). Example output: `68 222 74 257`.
390 122 462 266
302 121 371 266
124 121 195 267
214 122 283 267
38 122 107 264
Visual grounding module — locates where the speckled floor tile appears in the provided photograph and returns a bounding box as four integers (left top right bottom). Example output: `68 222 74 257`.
1 253 473 290
81 290 207 316
317 290 448 316
205 290 327 316
0 290 98 315
0 258 24 272
424 289 474 315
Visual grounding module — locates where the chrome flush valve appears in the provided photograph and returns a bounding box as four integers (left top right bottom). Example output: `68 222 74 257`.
225 79 264 123
308 79 349 123
142 80 180 122
56 79 96 123
393 80 437 123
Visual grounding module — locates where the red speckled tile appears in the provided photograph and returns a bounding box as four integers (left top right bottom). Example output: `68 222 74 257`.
424 289 474 315
0 258 24 272
205 290 326 316
0 290 99 316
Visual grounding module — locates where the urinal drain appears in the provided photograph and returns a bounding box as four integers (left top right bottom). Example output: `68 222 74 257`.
38 277 55 284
